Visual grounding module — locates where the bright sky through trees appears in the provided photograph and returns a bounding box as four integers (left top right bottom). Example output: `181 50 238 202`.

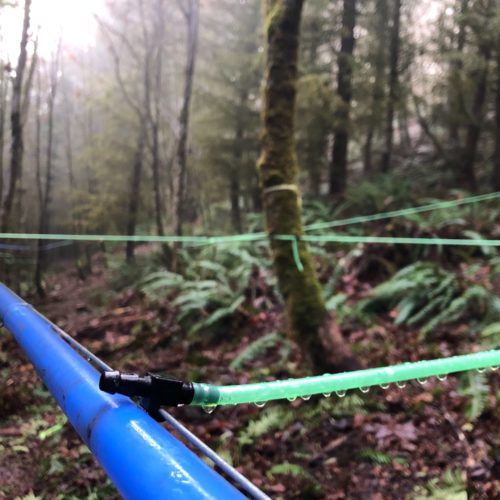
1 0 103 61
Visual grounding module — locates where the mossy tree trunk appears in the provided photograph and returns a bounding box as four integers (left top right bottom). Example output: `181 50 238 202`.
258 0 357 373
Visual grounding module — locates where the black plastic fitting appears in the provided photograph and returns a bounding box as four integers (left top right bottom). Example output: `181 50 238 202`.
99 371 194 418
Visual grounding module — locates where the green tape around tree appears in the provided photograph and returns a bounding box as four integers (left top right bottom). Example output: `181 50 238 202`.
190 349 500 406
304 191 500 232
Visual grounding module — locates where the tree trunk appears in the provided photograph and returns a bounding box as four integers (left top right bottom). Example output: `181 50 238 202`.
448 0 469 145
229 172 242 233
150 0 166 242
329 0 357 196
460 40 492 191
0 65 7 202
230 91 245 233
493 48 500 190
173 0 199 238
35 47 61 297
363 0 388 173
380 0 401 173
258 0 357 373
125 130 146 261
1 0 32 231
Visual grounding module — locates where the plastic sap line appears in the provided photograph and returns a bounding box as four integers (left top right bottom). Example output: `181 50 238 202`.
190 350 500 406
0 284 243 500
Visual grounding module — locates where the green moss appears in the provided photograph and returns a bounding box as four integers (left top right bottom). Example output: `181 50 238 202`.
263 1 284 34
257 0 344 371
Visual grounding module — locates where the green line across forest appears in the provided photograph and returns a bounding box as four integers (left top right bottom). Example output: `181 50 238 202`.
1 191 499 271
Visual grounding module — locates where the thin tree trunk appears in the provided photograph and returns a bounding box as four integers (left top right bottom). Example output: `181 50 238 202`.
329 0 357 196
363 0 388 173
448 0 469 145
173 0 199 238
229 171 242 232
0 67 7 203
1 0 32 231
460 41 492 191
151 0 166 241
493 47 500 190
230 91 245 233
35 46 61 296
380 0 401 172
64 97 75 190
152 123 164 237
125 130 146 261
258 0 357 373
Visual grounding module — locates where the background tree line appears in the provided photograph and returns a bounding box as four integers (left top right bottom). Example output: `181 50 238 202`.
1 0 499 242
0 0 499 339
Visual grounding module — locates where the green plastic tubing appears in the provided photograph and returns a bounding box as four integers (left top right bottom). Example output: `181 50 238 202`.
190 349 500 407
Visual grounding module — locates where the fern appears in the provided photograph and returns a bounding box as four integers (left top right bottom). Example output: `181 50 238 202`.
481 321 500 348
238 407 294 447
266 462 308 479
413 469 467 500
230 332 288 371
458 371 489 422
189 296 245 336
358 448 393 465
331 393 368 417
359 262 500 335
301 394 368 425
140 271 184 298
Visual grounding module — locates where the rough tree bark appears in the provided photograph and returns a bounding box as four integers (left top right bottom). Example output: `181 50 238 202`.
172 0 199 238
380 0 401 173
363 0 388 173
329 0 357 196
258 0 358 373
1 0 32 231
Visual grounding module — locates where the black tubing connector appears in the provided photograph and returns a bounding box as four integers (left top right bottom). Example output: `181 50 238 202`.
99 371 194 418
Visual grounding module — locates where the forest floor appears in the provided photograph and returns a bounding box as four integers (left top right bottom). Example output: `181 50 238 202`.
0 250 499 499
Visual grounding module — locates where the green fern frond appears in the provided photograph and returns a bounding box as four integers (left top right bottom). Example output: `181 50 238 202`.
358 448 392 465
413 469 467 499
266 462 308 479
238 407 294 447
230 332 286 371
458 372 489 422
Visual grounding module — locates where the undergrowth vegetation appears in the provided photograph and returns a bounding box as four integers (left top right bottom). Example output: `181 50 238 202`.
105 186 499 369
90 184 500 497
358 261 500 336
136 242 273 337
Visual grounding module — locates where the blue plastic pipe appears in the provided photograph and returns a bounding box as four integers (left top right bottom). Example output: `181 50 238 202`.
0 284 243 499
